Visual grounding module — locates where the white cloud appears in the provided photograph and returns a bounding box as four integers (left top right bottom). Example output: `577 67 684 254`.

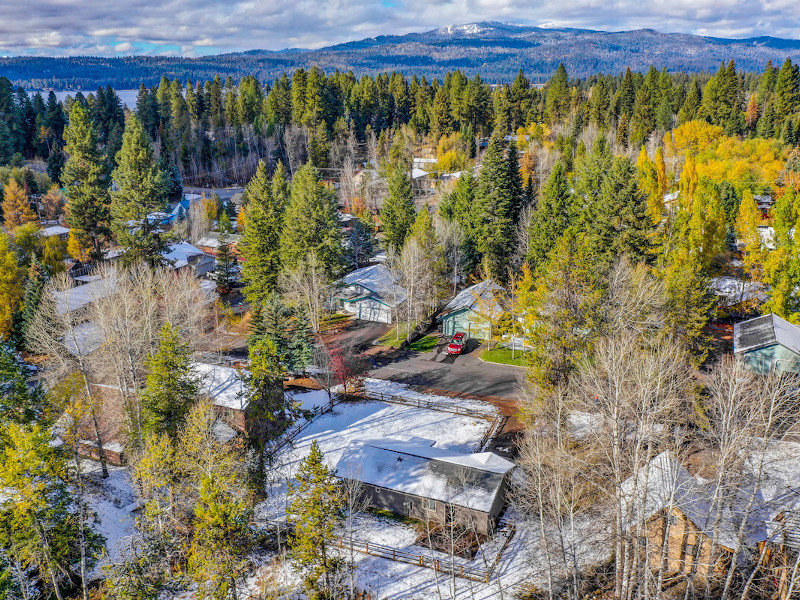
0 0 798 57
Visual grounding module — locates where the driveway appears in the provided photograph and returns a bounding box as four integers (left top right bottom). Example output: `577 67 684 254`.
368 345 524 401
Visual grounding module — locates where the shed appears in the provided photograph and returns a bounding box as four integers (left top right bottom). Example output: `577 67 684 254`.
439 280 505 339
733 314 800 375
39 225 70 240
335 437 515 535
335 264 406 323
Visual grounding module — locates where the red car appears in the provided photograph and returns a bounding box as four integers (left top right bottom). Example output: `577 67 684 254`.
447 332 467 355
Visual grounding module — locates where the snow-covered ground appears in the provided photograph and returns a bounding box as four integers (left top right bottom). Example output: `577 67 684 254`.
82 463 137 574
361 378 499 418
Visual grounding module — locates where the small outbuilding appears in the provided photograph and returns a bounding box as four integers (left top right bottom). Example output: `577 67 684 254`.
733 313 800 375
162 242 216 278
336 264 406 324
335 437 515 536
439 280 505 339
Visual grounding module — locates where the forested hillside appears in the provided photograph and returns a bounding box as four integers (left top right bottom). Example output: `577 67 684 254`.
5 22 800 88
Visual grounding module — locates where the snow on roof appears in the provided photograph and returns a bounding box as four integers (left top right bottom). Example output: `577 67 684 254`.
335 437 514 513
734 313 800 357
411 168 429 179
40 225 70 237
211 419 239 444
710 276 766 305
196 232 243 248
162 242 211 269
64 321 104 356
193 362 247 410
52 276 117 314
441 280 505 318
341 264 407 306
621 451 765 549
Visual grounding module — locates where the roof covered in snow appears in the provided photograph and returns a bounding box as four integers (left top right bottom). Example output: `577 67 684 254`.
734 313 800 357
621 451 766 550
52 276 117 314
196 231 243 249
193 362 247 410
162 242 214 270
710 276 766 306
335 437 514 513
441 280 505 318
40 225 70 237
341 264 407 306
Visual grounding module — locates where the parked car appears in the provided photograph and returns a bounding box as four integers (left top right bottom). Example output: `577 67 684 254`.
447 332 467 355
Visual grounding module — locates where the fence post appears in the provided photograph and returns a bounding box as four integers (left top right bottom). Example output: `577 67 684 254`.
365 542 369 555
392 549 396 561
418 555 423 566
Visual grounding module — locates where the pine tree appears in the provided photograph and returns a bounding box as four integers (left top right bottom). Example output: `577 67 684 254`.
141 322 198 439
474 134 515 279
0 232 21 339
110 116 168 267
242 337 287 493
241 160 286 308
188 476 253 600
17 257 47 351
544 64 570 122
527 161 573 271
506 140 524 223
249 292 312 374
381 163 416 250
0 342 45 427
287 441 344 594
2 179 36 230
62 102 110 260
213 214 237 295
0 423 104 600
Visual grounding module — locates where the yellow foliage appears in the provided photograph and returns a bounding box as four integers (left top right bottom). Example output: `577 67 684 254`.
736 189 765 281
67 231 90 262
664 120 725 157
0 233 21 338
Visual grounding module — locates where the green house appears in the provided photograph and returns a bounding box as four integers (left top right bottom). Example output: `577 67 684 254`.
733 313 800 375
439 280 505 340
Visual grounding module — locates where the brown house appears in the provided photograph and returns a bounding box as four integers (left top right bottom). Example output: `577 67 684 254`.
335 438 515 536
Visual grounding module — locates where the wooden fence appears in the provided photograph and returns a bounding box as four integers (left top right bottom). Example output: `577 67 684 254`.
358 390 497 421
478 415 510 452
337 538 491 584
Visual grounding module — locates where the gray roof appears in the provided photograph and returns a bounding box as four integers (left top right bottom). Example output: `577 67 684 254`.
341 264 407 307
335 437 514 513
441 280 505 318
734 314 800 356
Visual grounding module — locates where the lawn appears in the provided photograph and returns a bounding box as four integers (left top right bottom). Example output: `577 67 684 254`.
480 346 529 367
376 325 438 352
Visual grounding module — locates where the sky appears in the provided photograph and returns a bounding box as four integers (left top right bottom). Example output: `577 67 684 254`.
1 0 799 57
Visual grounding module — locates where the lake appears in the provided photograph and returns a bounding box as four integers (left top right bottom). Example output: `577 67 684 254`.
28 89 140 108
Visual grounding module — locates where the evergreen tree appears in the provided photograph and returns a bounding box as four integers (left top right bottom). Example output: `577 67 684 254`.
241 160 286 308
15 257 47 351
0 343 45 429
110 116 169 267
381 163 416 250
249 292 312 374
281 163 344 278
188 476 253 600
1 179 36 230
544 64 570 122
473 134 515 280
506 140 524 223
527 161 573 271
0 233 21 339
62 101 110 260
0 423 104 600
287 441 344 594
141 322 198 439
242 337 288 493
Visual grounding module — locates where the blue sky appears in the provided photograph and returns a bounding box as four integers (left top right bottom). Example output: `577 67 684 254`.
1 0 798 57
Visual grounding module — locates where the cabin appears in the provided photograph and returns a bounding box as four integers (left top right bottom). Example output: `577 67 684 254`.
335 264 406 324
335 437 515 536
194 362 248 432
162 242 216 278
39 225 70 241
621 452 744 578
439 280 505 340
733 313 800 375
195 231 243 259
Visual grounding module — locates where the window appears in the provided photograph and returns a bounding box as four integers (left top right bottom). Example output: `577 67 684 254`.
425 499 437 511
638 536 647 547
668 514 678 526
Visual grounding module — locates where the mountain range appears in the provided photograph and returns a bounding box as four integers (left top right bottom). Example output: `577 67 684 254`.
5 21 800 89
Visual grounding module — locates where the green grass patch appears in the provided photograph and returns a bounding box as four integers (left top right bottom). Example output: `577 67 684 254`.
408 335 439 353
376 322 415 347
480 347 529 367
319 312 352 331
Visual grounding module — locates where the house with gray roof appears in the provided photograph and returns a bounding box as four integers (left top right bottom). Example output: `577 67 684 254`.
335 264 407 324
335 437 515 535
439 280 506 339
734 313 800 375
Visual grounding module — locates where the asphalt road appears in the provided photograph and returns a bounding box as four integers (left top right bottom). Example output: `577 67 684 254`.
368 346 524 401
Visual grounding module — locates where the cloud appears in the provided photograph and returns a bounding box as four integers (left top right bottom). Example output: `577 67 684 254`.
1 0 798 57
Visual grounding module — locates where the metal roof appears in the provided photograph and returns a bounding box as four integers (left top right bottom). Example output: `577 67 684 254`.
734 313 800 356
